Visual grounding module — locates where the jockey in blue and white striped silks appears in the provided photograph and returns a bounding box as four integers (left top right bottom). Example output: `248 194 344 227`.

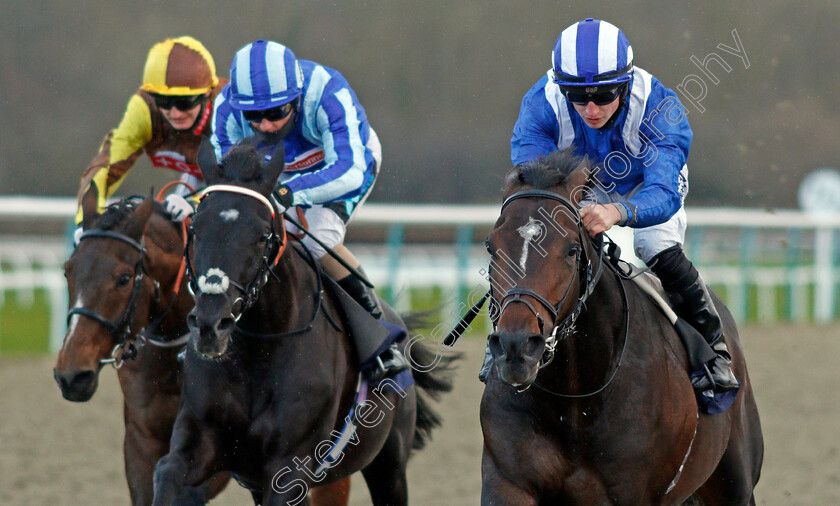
211 40 379 216
512 18 692 241
209 40 409 382
502 19 739 397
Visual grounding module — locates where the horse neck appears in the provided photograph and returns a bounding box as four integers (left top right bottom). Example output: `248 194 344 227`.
237 246 322 340
539 254 627 403
142 214 192 339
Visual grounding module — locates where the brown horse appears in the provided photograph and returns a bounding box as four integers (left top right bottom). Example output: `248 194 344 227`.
479 151 763 505
53 188 350 505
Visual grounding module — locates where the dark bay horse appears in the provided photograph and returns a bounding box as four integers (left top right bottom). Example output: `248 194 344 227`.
153 141 454 505
54 188 352 505
480 151 763 505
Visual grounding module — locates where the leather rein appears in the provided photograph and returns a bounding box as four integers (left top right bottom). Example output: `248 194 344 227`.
446 189 630 397
68 229 165 368
494 190 605 368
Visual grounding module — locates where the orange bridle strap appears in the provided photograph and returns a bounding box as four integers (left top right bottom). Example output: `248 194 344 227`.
155 182 197 296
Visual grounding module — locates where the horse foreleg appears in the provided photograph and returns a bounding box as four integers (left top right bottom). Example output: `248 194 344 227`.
360 433 410 506
309 477 351 506
152 412 221 506
124 421 168 505
481 450 538 506
193 472 232 503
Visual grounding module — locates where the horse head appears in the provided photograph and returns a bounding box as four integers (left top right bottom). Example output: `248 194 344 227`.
55 186 161 401
187 138 285 358
486 149 596 390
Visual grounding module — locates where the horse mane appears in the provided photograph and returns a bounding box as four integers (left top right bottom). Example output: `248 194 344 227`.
503 147 585 193
96 196 148 230
219 142 265 183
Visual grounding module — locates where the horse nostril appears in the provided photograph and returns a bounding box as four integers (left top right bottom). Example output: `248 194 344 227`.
524 334 546 358
217 317 235 334
53 368 69 390
187 313 198 330
488 334 503 358
69 370 97 391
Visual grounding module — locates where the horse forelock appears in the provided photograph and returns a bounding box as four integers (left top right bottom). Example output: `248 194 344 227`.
97 196 145 231
219 144 266 185
504 147 585 195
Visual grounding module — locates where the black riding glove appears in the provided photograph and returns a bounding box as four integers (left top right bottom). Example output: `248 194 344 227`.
273 184 294 214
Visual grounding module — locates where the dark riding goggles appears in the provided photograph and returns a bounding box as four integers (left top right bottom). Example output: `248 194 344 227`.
152 93 206 112
243 100 297 123
559 83 625 106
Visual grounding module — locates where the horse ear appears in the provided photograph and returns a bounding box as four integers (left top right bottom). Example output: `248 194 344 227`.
260 143 286 195
197 137 223 185
123 197 155 241
567 155 594 205
80 183 100 230
241 135 262 148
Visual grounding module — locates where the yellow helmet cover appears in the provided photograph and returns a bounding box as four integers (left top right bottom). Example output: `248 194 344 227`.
141 36 219 96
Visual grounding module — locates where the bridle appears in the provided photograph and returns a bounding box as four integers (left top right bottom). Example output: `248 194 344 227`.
492 189 605 368
442 188 629 397
489 189 632 397
184 184 286 321
184 184 337 339
68 229 160 368
185 184 287 322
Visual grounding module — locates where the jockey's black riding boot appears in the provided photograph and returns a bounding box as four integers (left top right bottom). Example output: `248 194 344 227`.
648 245 739 392
337 270 383 320
338 270 408 380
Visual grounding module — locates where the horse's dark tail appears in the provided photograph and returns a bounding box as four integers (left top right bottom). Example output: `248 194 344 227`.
401 312 463 451
408 340 461 450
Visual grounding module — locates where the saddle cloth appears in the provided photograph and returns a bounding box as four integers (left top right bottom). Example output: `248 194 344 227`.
321 274 406 372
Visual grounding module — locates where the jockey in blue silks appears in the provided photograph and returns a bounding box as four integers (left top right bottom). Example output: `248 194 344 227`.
481 19 738 395
210 40 408 380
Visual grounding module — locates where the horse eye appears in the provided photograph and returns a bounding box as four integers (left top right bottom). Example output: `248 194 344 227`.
568 245 580 257
485 241 493 254
117 274 132 287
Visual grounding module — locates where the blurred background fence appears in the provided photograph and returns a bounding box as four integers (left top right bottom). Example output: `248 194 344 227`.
2 196 840 355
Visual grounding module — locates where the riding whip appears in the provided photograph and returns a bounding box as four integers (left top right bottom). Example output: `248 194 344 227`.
280 208 375 288
443 290 490 346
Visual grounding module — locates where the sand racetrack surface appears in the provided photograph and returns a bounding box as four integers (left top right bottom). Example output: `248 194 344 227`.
2 324 838 505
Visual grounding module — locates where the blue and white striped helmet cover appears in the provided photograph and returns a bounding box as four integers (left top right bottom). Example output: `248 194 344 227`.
551 18 634 87
225 40 304 111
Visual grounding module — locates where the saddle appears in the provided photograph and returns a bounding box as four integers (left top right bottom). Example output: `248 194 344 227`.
622 265 717 372
598 237 716 373
321 273 407 372
601 240 736 413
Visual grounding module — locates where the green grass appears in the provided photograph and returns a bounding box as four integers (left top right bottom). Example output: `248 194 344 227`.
0 290 51 355
0 279 831 357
